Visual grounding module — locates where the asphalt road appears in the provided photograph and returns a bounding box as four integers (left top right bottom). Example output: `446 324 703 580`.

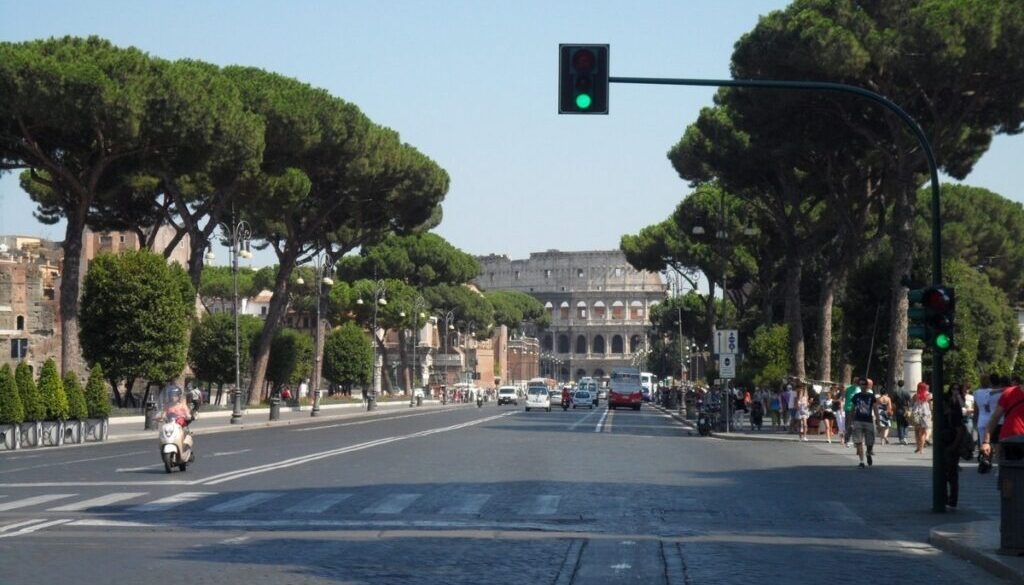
0 402 1005 584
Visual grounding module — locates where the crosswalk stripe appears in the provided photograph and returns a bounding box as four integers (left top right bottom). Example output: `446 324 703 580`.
0 494 75 511
284 493 352 514
361 493 421 514
49 492 147 512
207 492 282 513
129 492 213 512
520 495 560 515
441 494 490 515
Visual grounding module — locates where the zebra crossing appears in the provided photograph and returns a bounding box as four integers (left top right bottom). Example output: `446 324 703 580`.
0 489 573 519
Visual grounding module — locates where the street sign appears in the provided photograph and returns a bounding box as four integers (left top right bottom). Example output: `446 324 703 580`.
719 354 736 379
714 329 739 355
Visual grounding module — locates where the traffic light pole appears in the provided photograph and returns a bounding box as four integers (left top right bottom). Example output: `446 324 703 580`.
608 75 946 512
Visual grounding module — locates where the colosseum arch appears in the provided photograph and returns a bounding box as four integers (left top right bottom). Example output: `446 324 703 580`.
611 334 624 354
629 334 642 353
592 335 606 354
575 335 587 354
557 334 570 354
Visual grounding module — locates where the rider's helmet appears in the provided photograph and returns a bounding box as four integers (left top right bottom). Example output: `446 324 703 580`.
164 383 183 403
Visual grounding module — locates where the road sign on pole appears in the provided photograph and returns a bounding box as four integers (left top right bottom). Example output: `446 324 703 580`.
719 354 736 379
714 330 738 355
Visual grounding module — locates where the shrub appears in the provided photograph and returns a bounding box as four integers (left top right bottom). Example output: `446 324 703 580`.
38 358 69 421
64 371 89 420
0 364 24 425
85 364 111 418
15 361 45 421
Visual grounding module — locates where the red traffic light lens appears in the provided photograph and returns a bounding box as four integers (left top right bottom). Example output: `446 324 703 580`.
923 288 950 311
572 49 595 74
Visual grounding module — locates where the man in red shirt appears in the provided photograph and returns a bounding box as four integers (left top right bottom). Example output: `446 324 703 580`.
980 375 1024 460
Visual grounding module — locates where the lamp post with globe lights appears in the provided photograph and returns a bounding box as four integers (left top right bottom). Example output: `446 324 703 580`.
204 215 252 425
296 250 336 417
356 280 387 410
400 296 428 404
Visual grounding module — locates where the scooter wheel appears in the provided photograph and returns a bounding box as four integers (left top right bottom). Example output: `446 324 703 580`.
162 452 174 474
179 462 187 472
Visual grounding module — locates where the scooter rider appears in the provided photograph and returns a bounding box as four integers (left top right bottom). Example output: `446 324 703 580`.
562 386 572 408
162 384 194 422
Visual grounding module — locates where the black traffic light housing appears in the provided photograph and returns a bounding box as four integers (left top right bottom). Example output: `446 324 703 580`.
559 44 609 114
908 286 955 351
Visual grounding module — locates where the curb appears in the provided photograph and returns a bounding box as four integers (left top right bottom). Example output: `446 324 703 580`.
930 521 1024 584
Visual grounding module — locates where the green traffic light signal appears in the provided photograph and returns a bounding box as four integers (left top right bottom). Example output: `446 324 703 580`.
575 93 592 109
934 333 951 350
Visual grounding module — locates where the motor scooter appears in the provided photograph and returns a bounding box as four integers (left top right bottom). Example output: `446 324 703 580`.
561 395 571 411
159 413 194 473
476 393 483 408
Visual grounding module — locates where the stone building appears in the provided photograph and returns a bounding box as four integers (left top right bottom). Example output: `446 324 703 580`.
0 236 62 373
475 250 666 382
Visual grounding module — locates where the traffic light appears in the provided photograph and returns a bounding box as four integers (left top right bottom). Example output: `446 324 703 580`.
923 286 954 351
559 44 609 114
908 286 955 351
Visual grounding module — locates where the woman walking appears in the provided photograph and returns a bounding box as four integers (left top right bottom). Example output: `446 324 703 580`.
911 381 933 453
796 385 810 441
876 388 894 445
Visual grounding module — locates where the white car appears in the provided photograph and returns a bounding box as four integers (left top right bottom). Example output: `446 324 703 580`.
572 390 595 409
497 386 518 406
525 386 551 412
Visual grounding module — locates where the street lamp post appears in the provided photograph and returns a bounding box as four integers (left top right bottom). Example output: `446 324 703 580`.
402 296 427 405
357 280 387 410
297 251 336 417
207 215 253 425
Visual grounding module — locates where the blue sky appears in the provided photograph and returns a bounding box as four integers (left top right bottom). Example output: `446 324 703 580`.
1 0 1021 269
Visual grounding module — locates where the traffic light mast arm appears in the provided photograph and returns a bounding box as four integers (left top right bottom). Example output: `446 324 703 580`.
607 73 946 513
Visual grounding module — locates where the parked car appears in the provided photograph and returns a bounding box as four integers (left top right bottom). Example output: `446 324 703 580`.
525 386 551 412
572 389 594 409
609 368 643 410
497 386 518 406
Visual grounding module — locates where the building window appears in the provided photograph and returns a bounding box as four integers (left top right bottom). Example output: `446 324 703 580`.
630 301 644 320
576 301 587 319
557 335 570 354
611 301 624 320
611 335 624 354
592 335 606 354
577 269 584 278
593 302 606 319
16 315 24 330
559 302 570 320
10 338 28 360
515 271 520 280
261 306 268 316
119 235 126 243
630 335 642 353
542 334 553 351
544 269 551 278
614 267 623 277
575 335 587 354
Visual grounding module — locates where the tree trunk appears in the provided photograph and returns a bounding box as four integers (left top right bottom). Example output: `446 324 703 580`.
59 205 88 377
247 248 299 405
398 329 410 392
110 378 124 408
124 379 137 409
816 269 845 383
705 276 717 348
377 332 394 393
782 255 805 379
886 189 914 393
310 301 326 397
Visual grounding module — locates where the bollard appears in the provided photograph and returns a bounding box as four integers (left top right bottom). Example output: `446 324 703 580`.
269 396 281 421
999 435 1024 553
416 395 423 407
367 392 376 411
144 395 158 430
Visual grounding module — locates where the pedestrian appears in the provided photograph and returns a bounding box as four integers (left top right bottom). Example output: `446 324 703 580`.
980 375 1024 480
299 378 309 400
876 387 894 445
819 385 838 444
910 381 933 453
893 379 912 445
963 385 976 446
944 383 969 508
769 389 782 430
850 381 878 468
843 379 864 447
188 382 202 413
795 384 810 441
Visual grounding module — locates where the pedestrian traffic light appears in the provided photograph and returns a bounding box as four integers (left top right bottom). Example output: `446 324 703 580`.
923 286 955 351
907 288 928 342
559 44 609 114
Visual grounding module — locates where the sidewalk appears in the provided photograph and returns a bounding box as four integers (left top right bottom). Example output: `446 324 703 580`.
652 404 1024 584
103 399 456 443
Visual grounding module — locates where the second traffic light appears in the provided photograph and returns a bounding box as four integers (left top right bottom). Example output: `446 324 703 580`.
908 286 955 351
559 44 609 114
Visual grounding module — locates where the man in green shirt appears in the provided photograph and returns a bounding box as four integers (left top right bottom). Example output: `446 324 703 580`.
843 378 864 447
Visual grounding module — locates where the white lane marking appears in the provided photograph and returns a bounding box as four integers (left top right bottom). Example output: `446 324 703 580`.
292 409 445 432
595 409 609 433
0 518 48 533
207 492 282 513
0 494 75 511
220 536 250 545
0 450 148 474
520 495 560 515
0 480 195 488
116 464 163 473
441 494 491 515
202 412 516 486
209 449 252 457
0 518 72 539
569 408 601 430
49 492 147 512
285 493 352 514
611 563 632 570
67 518 152 528
361 494 421 514
129 491 214 512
